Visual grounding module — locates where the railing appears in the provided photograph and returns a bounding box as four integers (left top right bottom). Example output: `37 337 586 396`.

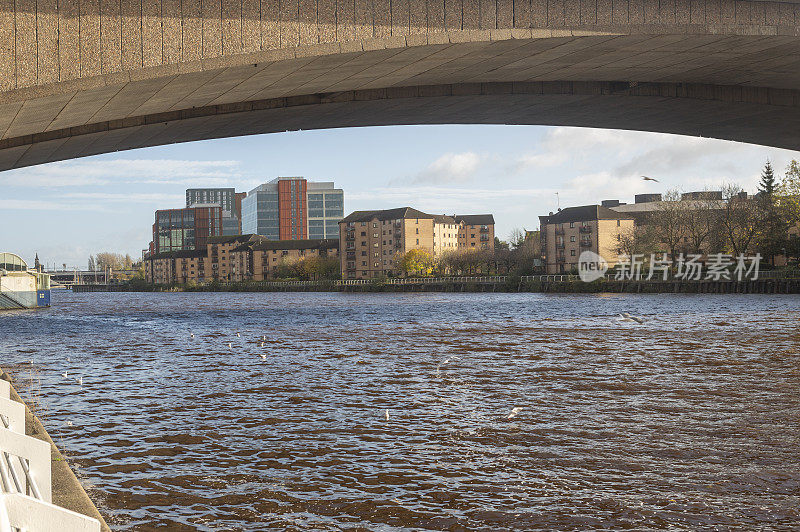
579 226 592 233
0 380 100 532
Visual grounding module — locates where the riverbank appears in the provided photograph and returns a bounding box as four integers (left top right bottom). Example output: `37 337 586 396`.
0 368 110 532
73 274 800 294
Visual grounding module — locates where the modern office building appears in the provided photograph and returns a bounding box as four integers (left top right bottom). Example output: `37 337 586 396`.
242 177 343 240
186 188 246 235
338 207 495 279
152 205 223 254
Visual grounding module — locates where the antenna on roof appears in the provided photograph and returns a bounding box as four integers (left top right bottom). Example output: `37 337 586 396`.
555 192 560 210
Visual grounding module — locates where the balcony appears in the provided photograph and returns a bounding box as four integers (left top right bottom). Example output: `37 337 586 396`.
394 241 403 248
580 240 592 247
579 226 592 233
480 227 490 233
555 228 565 235
345 235 355 241
346 252 356 259
556 243 565 249
556 256 566 262
394 222 402 228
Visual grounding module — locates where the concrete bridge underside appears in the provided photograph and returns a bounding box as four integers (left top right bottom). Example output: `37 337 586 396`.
1 0 800 171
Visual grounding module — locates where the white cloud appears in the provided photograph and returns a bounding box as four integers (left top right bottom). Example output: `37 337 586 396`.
0 199 109 212
414 152 483 184
0 159 244 188
60 192 184 203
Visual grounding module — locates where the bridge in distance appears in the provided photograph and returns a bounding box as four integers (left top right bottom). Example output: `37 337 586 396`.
0 0 799 171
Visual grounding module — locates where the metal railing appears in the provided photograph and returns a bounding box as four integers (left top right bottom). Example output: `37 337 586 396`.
0 379 100 532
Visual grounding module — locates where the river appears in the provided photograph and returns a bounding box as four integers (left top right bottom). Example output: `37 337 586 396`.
1 291 799 530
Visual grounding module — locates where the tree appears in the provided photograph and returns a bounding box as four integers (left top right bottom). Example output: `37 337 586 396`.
400 249 434 277
719 184 765 256
615 224 659 258
779 159 800 224
681 195 725 255
508 228 526 249
494 237 510 251
759 160 777 196
653 189 686 258
88 255 96 271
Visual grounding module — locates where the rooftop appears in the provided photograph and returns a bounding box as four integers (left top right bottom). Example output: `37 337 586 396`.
539 205 635 224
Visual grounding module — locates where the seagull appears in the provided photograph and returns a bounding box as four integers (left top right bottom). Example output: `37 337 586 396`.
76 376 83 386
61 370 69 379
507 407 522 420
190 333 194 339
260 354 267 361
237 333 241 338
262 335 267 342
622 312 645 324
65 421 73 426
227 342 233 350
436 356 460 377
642 175 660 183
385 409 390 421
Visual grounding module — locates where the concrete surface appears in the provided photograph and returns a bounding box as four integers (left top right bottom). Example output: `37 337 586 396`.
0 368 111 532
0 0 798 169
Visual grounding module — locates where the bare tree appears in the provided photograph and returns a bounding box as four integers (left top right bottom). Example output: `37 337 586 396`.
719 184 765 256
653 189 687 258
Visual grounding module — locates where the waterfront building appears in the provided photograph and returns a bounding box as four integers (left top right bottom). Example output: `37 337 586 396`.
539 206 635 274
242 177 344 240
144 250 206 285
206 234 265 282
455 215 495 250
0 252 50 309
338 207 496 279
186 188 247 235
152 205 223 254
230 239 339 281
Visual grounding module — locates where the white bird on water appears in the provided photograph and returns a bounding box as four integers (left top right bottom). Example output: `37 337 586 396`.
436 356 460 377
260 354 267 361
62 370 69 379
620 312 645 324
507 407 523 420
237 332 241 338
76 376 83 386
190 333 194 339
227 342 233 350
385 409 390 421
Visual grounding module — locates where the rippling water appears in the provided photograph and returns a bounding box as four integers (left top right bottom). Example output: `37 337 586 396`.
1 291 800 530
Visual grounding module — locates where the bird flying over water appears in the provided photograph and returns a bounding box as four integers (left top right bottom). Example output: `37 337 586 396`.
641 176 660 182
621 312 645 324
507 407 522 420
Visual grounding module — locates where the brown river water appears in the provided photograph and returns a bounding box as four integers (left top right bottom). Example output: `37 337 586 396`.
1 291 799 531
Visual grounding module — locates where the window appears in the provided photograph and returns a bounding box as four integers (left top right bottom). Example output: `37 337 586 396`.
416 228 419 234
570 236 576 242
617 220 621 227
570 222 575 228
571 250 576 256
416 238 419 245
373 222 378 228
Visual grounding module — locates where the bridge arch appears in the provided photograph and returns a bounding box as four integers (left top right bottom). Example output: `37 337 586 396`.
0 0 799 170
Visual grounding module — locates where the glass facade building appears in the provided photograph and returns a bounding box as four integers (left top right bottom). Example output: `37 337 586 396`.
186 188 245 236
153 206 222 254
243 178 343 240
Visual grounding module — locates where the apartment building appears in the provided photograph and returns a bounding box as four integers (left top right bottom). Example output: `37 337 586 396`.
242 177 344 240
539 205 635 274
229 239 339 281
144 250 206 285
455 214 495 250
207 234 264 282
339 207 496 279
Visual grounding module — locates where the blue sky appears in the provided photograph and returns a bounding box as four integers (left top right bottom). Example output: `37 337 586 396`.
2 124 799 269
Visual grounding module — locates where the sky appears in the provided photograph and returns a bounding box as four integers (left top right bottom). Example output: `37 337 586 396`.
2 124 799 270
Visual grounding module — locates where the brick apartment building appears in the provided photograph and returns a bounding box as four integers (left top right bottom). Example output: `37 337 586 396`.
339 207 495 279
539 205 635 274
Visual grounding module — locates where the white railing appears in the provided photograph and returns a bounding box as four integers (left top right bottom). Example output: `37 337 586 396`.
0 379 100 532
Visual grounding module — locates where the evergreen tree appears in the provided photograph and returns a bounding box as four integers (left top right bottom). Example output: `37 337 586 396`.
759 160 776 196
